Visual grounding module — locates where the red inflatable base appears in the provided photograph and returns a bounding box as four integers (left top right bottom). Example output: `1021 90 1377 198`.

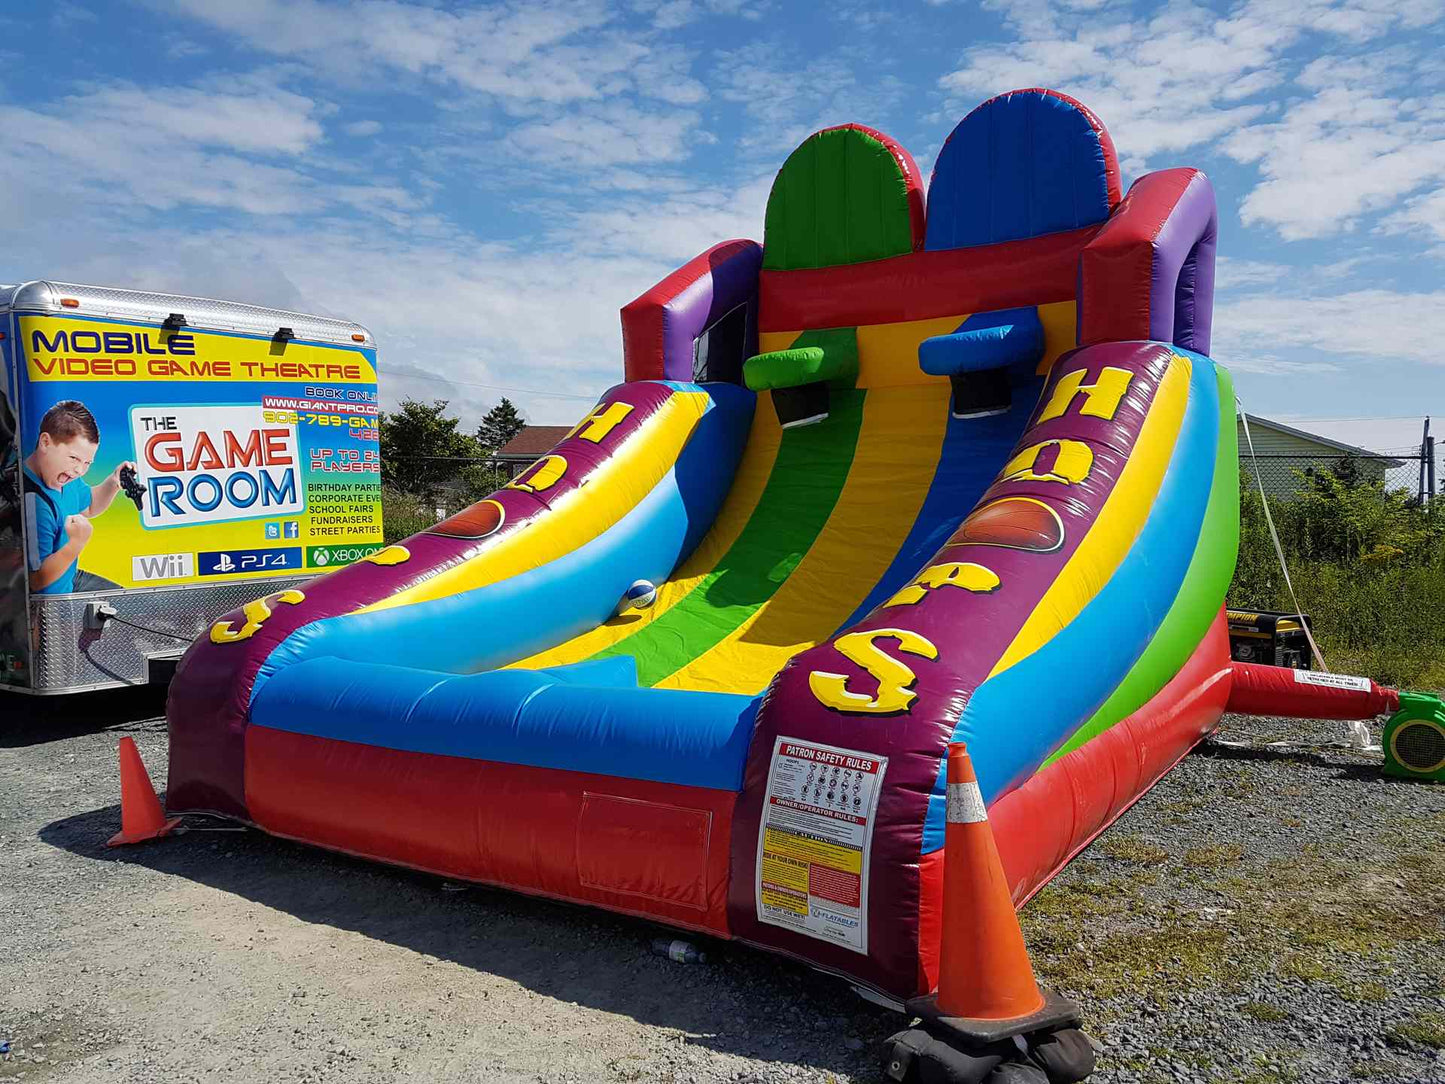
238 612 1234 1001
246 726 737 936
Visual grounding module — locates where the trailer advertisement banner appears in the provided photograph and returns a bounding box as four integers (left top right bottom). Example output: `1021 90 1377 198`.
16 314 383 594
0 334 29 685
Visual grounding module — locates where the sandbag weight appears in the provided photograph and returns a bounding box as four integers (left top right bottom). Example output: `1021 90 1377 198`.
983 1061 1050 1084
881 1028 1010 1084
1026 1027 1096 1083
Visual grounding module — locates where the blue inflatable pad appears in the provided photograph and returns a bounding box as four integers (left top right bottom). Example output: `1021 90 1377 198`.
251 656 760 791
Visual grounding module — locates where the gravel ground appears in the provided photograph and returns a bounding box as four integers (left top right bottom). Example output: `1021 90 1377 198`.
2 691 1443 1084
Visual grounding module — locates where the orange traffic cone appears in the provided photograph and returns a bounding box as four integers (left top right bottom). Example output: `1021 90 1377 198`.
907 743 1080 1044
107 737 182 847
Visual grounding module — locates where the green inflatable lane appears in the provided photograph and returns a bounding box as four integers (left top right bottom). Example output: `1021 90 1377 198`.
596 390 865 686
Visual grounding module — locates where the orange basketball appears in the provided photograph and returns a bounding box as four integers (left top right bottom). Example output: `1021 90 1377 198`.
431 498 505 540
948 497 1063 552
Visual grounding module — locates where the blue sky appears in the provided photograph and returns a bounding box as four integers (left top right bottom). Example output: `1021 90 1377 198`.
0 0 1441 462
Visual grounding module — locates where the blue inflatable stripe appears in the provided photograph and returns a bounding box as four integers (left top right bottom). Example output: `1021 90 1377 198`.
251 656 760 791
839 378 1042 629
536 655 640 687
248 383 753 705
921 349 1220 852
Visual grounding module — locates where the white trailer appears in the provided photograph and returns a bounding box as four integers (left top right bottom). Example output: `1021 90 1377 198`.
0 281 384 694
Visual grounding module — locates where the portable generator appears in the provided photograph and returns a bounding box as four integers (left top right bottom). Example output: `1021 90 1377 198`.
1383 693 1445 782
1226 609 1312 669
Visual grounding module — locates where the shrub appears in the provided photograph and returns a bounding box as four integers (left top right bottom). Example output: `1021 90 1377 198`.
381 486 441 545
1230 463 1445 693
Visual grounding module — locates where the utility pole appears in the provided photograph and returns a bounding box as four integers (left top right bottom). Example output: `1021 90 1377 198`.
1423 417 1431 505
1427 416 1436 502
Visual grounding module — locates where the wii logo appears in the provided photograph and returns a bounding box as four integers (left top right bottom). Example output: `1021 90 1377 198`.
131 552 196 582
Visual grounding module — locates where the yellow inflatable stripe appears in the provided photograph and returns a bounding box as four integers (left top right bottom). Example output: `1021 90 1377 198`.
1035 300 1076 374
988 354 1192 678
656 383 950 694
762 301 1077 388
756 330 801 355
856 316 961 388
357 390 713 615
510 397 783 668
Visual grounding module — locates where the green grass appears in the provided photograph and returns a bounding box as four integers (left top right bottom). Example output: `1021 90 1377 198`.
1184 843 1244 869
1232 477 1445 693
1230 557 1445 691
1241 1001 1289 1022
1335 981 1391 1003
1023 840 1445 1009
1388 1011 1445 1050
1350 1057 1420 1079
1095 834 1169 866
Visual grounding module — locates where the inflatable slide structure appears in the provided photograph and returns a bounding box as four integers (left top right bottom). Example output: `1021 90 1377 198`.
167 89 1233 1002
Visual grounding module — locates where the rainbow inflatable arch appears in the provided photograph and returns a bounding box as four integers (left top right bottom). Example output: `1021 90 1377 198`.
168 89 1232 1001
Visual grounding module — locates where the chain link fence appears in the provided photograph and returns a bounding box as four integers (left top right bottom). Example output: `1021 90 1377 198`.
1240 452 1434 503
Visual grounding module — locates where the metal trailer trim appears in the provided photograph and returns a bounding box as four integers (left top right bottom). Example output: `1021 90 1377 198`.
1 280 374 348
5 575 313 694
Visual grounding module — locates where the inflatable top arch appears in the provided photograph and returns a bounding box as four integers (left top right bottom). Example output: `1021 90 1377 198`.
167 89 1231 1002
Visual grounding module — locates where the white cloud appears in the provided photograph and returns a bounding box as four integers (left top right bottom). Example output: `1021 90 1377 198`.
1213 351 1343 376
562 173 771 261
939 2 1287 167
0 82 416 219
0 153 765 426
154 0 709 107
164 36 209 59
1224 86 1445 240
940 0 1445 236
1215 288 1445 367
50 2 97 28
633 0 767 28
512 103 704 168
343 118 383 136
716 41 910 157
1272 416 1428 456
35 83 325 155
1380 182 1445 246
1214 255 1385 291
1215 257 1292 290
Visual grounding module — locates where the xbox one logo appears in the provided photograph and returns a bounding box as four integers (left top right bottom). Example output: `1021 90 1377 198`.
313 548 331 566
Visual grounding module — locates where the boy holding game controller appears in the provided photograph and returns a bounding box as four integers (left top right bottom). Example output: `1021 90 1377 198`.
23 400 132 594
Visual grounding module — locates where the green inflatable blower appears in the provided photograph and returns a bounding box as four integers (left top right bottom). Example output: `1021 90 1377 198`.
1383 692 1445 782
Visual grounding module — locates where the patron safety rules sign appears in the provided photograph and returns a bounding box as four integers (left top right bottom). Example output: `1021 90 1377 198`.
755 737 887 954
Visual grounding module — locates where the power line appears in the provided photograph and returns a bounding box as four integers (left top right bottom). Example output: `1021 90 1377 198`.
389 369 600 402
1281 414 1432 423
386 453 506 462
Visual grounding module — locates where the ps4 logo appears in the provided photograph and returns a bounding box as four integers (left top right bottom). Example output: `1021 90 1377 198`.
198 547 303 578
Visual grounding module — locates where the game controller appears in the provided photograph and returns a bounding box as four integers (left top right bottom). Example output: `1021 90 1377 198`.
119 465 146 511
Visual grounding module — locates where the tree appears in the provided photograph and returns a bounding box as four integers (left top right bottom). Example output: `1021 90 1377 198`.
477 397 526 453
378 398 483 498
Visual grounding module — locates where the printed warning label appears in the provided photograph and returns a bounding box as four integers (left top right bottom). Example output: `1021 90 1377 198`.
1294 669 1371 692
755 737 887 953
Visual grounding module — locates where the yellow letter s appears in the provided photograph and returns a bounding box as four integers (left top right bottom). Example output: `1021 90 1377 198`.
808 628 940 715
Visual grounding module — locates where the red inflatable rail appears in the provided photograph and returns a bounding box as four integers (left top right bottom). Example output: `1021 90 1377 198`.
1225 662 1399 720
